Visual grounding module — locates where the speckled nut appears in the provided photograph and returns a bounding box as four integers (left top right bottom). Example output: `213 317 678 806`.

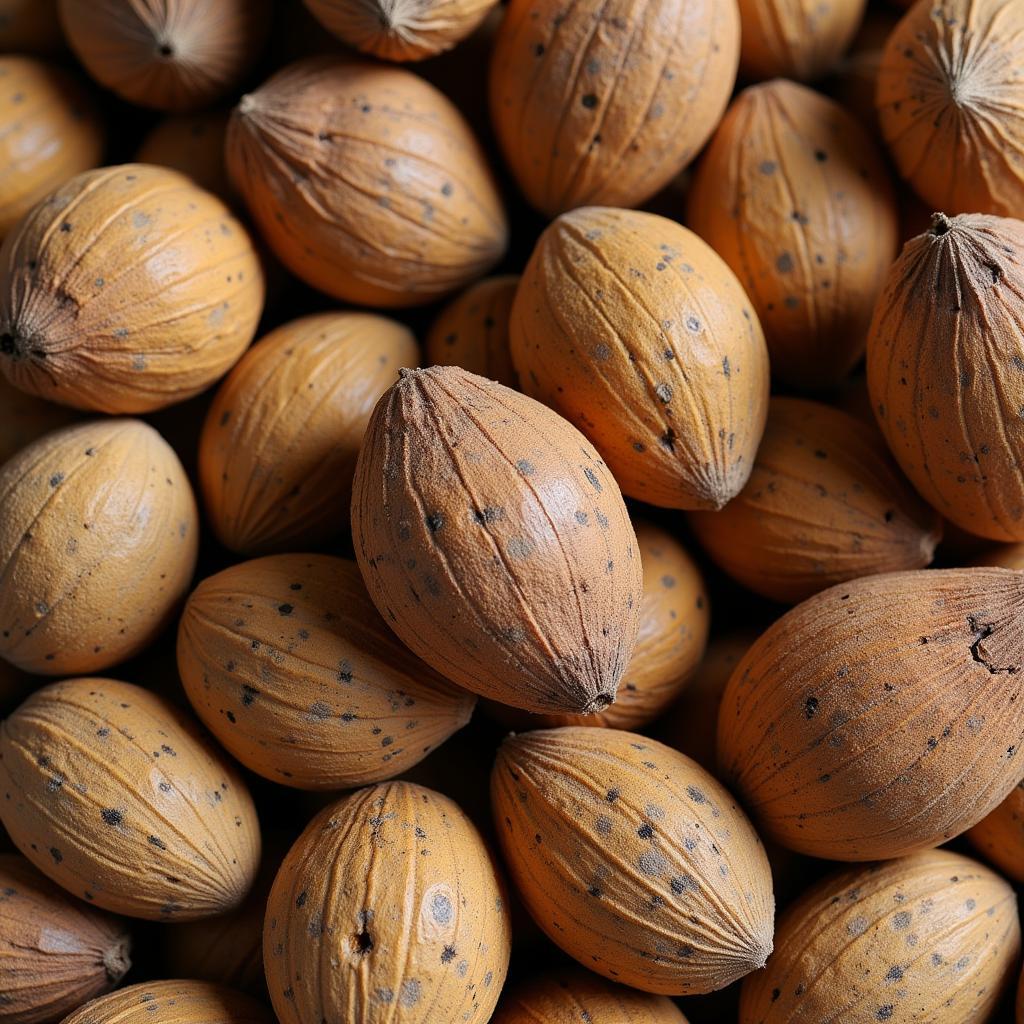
59 981 273 1024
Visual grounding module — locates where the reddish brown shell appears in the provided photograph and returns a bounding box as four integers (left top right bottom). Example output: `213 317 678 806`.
492 970 688 1023
826 6 900 132
966 779 1024 885
687 80 898 390
352 365 643 715
0 164 265 414
0 376 78 465
0 853 132 1024
58 0 272 112
489 0 740 217
493 727 775 995
0 1 63 54
511 207 770 510
264 781 511 1024
177 554 475 790
227 57 507 308
718 568 1024 861
303 0 500 61
688 398 942 603
425 275 518 388
0 678 261 921
0 419 197 676
61 981 273 1024
0 58 103 240
740 850 1021 1023
867 213 1024 542
877 0 1024 217
136 111 231 201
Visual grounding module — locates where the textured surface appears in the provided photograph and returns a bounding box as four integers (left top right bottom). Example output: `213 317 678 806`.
60 980 273 1024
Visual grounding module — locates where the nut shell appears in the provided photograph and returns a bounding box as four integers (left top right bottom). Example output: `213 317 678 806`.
0 1 63 54
136 112 231 201
0 377 78 466
967 780 1024 885
60 981 273 1024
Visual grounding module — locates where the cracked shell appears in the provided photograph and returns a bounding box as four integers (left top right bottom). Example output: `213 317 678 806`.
0 678 260 921
264 781 511 1024
492 727 775 995
967 779 1024 884
351 365 643 715
718 568 1024 861
60 981 273 1024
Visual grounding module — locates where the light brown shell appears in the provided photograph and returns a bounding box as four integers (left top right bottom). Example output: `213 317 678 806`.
425 275 518 388
58 0 272 112
0 419 197 676
60 981 273 1024
199 312 418 555
867 213 1024 542
493 727 775 995
303 0 500 61
227 57 507 308
738 0 868 81
966 779 1024 885
177 554 476 790
740 849 1021 1023
0 678 261 921
136 111 231 201
264 781 511 1024
492 970 688 1024
0 1 63 54
687 79 898 390
489 0 740 217
0 164 265 414
877 0 1024 217
511 207 770 511
688 397 942 604
352 365 643 715
0 58 103 240
718 568 1024 861
0 376 78 465
0 853 131 1024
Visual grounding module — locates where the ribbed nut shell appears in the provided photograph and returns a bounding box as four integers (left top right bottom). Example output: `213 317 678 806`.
490 0 740 217
492 970 688 1024
493 727 775 995
264 781 511 1024
718 568 1024 861
967 779 1024 884
177 554 476 790
200 312 418 555
227 57 507 308
136 111 231 202
511 207 770 511
0 164 265 414
0 376 78 465
0 419 198 676
0 1 62 55
0 679 261 922
303 0 500 61
60 981 273 1024
877 0 1024 217
57 0 272 113
867 213 1024 542
425 275 518 389
0 58 103 240
688 397 942 604
687 80 898 390
740 849 1021 1023
352 365 643 715
0 853 131 1024
738 0 868 81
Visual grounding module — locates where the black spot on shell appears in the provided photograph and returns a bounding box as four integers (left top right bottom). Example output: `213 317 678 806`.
426 513 444 533
441 945 456 964
278 604 293 616
805 697 819 719
686 785 706 804
584 468 601 491
581 93 598 108
101 809 123 826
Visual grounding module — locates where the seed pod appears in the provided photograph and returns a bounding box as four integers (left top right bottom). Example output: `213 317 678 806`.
178 554 475 790
58 0 272 112
136 111 231 201
60 982 272 1024
826 6 900 132
687 80 898 390
741 850 1021 1023
0 377 78 465
425 275 518 388
492 970 688 1024
877 0 1024 217
352 365 642 714
0 57 103 240
0 0 63 54
0 419 197 676
0 164 264 414
718 568 1024 861
511 207 769 510
228 57 507 308
868 213 1024 541
200 313 418 554
0 853 131 1024
264 781 511 1024
493 727 775 995
689 398 942 603
966 780 1024 885
0 678 261 921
